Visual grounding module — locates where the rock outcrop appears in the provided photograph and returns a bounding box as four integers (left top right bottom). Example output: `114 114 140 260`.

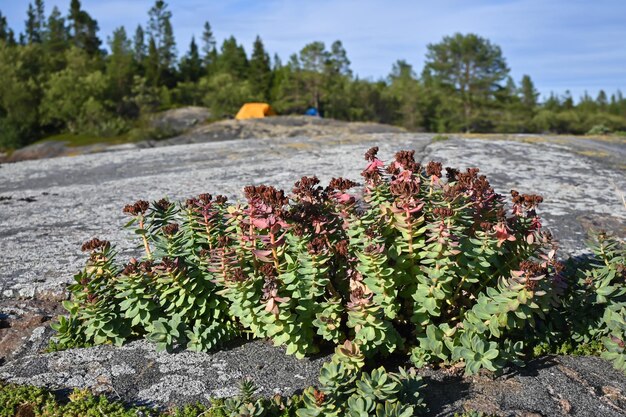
0 131 624 415
144 115 406 147
0 339 328 409
148 106 212 136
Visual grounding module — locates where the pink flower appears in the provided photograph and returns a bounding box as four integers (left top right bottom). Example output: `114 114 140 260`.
494 222 516 247
365 159 384 172
334 192 354 204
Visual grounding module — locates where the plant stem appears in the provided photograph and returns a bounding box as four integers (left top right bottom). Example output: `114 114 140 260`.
270 233 281 273
139 217 152 259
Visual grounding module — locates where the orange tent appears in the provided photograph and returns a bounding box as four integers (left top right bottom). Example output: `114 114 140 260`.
235 103 276 120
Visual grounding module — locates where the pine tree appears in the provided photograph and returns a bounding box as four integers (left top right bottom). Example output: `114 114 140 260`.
299 41 329 110
386 60 422 129
596 90 608 109
161 18 176 69
147 0 177 72
273 53 282 70
520 75 539 110
107 27 135 106
201 21 217 71
145 36 160 86
35 0 45 24
249 35 272 99
43 6 68 70
45 7 67 49
328 40 351 77
425 33 509 132
133 25 146 63
0 12 10 43
68 0 101 56
562 90 574 109
35 0 46 39
217 36 248 79
179 36 202 82
25 3 43 44
323 40 352 118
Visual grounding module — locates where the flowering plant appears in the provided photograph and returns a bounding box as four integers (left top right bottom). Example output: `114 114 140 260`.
53 147 581 376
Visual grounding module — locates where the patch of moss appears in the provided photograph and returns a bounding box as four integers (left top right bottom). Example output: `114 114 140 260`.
576 149 610 158
432 134 450 142
0 383 302 417
532 339 605 358
35 132 134 148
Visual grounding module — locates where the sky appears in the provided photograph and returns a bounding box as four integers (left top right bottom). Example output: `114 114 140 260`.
1 0 625 100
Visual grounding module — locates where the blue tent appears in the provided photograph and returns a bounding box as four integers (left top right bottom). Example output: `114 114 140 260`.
304 107 320 117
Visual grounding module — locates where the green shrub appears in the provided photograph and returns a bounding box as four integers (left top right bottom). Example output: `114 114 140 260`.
557 234 626 369
587 124 612 135
125 123 182 142
53 146 569 377
297 341 426 416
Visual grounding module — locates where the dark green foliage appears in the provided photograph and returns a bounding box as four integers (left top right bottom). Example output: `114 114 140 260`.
106 27 137 118
216 36 249 79
68 0 101 56
0 12 13 44
424 33 509 132
44 6 69 62
249 35 272 99
25 1 45 44
133 24 147 64
179 36 203 83
0 43 46 148
201 21 217 71
2 2 626 150
551 234 626 370
147 0 176 86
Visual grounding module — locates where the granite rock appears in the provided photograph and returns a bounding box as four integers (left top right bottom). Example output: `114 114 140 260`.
0 131 625 415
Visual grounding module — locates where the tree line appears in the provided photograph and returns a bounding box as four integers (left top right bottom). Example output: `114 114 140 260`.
1 0 625 149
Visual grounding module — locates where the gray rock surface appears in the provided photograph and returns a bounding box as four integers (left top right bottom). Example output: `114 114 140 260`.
149 106 212 136
1 133 623 300
0 339 328 409
145 115 406 147
2 114 405 163
5 141 71 162
0 130 625 415
3 339 626 416
422 355 626 416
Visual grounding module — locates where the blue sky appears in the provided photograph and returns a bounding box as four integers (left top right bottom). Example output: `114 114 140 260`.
1 0 625 100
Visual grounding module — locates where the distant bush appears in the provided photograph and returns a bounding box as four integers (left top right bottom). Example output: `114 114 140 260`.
126 124 181 142
431 134 449 142
587 124 612 135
